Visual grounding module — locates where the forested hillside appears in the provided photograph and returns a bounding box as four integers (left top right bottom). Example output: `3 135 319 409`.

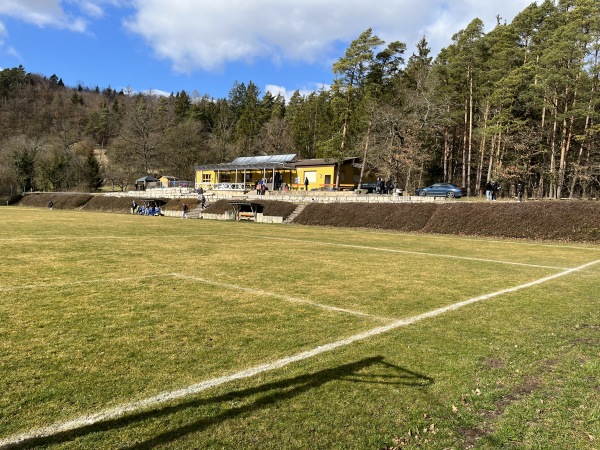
1 0 598 198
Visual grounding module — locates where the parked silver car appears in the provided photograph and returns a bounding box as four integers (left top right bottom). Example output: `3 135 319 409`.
415 183 466 198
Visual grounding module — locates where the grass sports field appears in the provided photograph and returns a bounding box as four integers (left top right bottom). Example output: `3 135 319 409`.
1 207 599 449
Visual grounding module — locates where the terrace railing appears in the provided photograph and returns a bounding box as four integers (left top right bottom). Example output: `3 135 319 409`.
196 182 251 191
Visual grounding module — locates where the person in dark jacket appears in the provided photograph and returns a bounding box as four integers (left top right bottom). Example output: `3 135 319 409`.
516 182 523 202
492 181 500 200
485 181 493 200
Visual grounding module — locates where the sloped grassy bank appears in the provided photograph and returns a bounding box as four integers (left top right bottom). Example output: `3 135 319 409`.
14 194 296 218
293 201 600 242
16 193 200 213
13 193 600 242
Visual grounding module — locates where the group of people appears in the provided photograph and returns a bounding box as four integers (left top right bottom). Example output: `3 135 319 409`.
256 179 268 195
484 181 501 201
485 181 524 202
375 178 395 195
131 200 162 216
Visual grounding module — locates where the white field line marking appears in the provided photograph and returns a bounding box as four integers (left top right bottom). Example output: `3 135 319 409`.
245 235 570 270
170 273 392 322
2 259 598 449
358 229 600 252
1 273 391 323
0 274 170 293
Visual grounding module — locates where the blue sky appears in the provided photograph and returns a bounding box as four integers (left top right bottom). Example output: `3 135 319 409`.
0 1 534 101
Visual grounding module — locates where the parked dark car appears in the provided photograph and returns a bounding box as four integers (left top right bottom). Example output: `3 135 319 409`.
358 182 377 193
415 183 466 198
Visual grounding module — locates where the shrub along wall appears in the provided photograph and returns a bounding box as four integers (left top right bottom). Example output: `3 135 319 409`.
18 193 93 209
295 201 600 242
421 202 600 241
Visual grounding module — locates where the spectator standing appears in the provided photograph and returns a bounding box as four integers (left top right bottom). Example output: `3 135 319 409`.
182 203 188 218
516 182 524 202
485 181 493 201
304 177 309 191
200 195 206 209
131 200 137 214
386 179 394 195
492 181 500 200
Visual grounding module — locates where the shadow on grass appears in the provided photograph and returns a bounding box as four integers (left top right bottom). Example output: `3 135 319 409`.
5 356 433 449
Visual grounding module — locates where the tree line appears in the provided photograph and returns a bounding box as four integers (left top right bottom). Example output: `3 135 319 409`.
1 0 598 198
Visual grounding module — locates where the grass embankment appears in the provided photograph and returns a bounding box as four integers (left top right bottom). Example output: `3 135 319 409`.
16 193 202 213
1 208 599 449
295 201 600 242
16 193 297 217
16 193 600 241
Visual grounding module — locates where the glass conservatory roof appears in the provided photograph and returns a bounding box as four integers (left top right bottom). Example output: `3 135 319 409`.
196 154 298 171
231 154 297 165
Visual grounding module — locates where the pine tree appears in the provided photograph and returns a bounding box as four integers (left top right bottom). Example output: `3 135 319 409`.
329 28 384 187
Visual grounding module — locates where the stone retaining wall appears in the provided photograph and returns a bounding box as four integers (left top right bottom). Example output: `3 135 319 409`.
198 211 284 223
105 189 442 204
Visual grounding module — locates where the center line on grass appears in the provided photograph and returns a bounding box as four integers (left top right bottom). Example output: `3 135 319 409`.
170 272 393 322
2 259 598 449
244 235 571 269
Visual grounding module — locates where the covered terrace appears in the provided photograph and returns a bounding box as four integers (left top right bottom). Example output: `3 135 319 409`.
195 154 297 192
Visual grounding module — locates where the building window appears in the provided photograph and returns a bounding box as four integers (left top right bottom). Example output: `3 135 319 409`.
202 174 211 183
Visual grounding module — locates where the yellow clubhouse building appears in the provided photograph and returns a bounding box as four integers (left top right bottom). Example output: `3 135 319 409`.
195 154 376 192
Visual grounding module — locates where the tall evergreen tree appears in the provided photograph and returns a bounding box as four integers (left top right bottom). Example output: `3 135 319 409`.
328 28 384 187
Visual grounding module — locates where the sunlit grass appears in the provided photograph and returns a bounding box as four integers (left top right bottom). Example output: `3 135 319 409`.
1 207 599 449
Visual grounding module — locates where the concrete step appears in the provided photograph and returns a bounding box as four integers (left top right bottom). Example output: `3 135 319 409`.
188 205 204 219
283 204 307 224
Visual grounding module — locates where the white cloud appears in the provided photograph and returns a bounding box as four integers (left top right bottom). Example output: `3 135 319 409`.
77 1 104 18
124 0 533 74
265 84 300 104
73 0 128 18
143 88 170 97
266 83 330 103
0 0 534 71
0 0 85 31
0 0 534 98
0 18 20 60
0 0 127 32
